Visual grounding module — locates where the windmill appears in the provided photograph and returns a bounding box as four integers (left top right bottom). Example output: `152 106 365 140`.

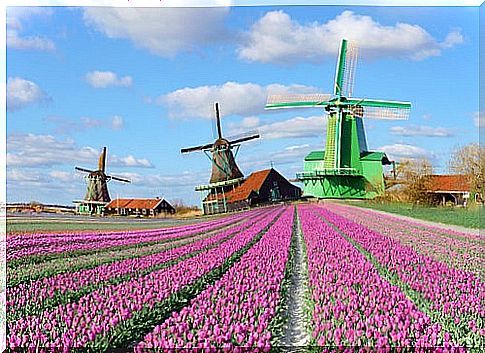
181 102 259 214
74 147 130 214
266 39 411 199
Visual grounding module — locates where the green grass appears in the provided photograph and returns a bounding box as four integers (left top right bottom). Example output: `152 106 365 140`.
346 201 483 229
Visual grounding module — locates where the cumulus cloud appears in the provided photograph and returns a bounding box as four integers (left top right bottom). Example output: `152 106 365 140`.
378 143 434 161
228 115 326 140
7 133 153 168
238 10 463 64
85 71 133 88
7 7 55 51
83 7 229 57
390 125 454 137
160 82 320 119
7 77 50 111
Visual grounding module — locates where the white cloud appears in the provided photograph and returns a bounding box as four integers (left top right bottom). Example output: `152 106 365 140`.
6 8 55 51
390 125 454 137
7 77 50 111
379 143 434 161
114 171 206 188
228 115 326 140
83 7 229 57
48 170 75 182
7 133 153 168
473 112 484 128
85 71 133 88
111 115 124 130
160 82 320 119
111 155 152 168
45 115 125 133
239 143 316 171
238 10 463 64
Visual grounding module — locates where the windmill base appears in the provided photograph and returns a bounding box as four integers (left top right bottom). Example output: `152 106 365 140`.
298 175 384 199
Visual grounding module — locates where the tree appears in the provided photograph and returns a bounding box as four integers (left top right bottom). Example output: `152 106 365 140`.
449 143 485 201
396 158 433 204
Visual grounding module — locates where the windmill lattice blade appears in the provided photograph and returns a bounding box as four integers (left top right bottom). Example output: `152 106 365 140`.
341 40 358 98
75 166 95 173
359 106 410 120
229 134 260 145
109 175 131 183
266 94 332 109
181 142 214 153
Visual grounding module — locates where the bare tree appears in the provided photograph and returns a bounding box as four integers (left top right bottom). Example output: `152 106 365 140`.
396 158 433 204
449 143 485 201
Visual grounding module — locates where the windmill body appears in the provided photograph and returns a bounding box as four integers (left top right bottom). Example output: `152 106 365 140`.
74 147 130 215
181 103 259 214
266 39 411 199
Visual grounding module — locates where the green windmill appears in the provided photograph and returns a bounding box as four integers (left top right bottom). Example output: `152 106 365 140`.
266 39 411 199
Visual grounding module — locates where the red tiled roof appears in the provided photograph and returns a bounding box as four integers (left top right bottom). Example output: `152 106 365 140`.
429 175 470 192
105 198 163 209
227 169 272 203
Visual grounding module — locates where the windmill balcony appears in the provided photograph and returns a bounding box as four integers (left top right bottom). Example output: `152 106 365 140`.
297 168 362 180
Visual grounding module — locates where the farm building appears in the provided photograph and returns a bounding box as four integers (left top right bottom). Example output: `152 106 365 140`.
201 168 301 214
427 175 473 206
104 198 175 217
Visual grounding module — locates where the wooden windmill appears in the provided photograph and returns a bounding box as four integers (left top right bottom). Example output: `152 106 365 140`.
75 147 130 204
181 102 260 184
266 39 411 199
181 102 259 214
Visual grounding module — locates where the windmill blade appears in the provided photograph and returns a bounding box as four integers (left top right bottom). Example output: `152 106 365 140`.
181 142 214 154
98 147 107 173
75 166 95 174
228 133 260 145
108 175 131 183
334 39 358 97
347 98 411 120
265 93 332 110
214 102 223 139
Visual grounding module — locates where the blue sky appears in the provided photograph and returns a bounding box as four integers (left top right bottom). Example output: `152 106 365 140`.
5 4 482 206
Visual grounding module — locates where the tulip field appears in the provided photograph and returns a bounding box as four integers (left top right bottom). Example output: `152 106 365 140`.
6 203 484 351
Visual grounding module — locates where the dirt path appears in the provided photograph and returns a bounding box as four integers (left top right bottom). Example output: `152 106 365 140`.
280 211 309 347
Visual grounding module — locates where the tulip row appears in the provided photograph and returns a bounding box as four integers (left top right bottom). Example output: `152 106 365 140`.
7 211 249 265
7 213 253 288
7 207 275 321
333 204 483 242
299 205 455 349
135 206 295 351
7 207 284 350
316 205 484 347
8 211 243 250
328 204 484 276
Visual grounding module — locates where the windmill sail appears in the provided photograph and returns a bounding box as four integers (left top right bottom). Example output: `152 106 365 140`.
181 102 259 184
75 147 131 203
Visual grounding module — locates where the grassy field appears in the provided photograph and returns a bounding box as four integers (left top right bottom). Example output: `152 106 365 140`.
347 201 483 229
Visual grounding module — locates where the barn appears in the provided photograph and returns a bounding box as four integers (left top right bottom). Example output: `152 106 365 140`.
427 175 471 206
203 168 301 214
104 197 175 217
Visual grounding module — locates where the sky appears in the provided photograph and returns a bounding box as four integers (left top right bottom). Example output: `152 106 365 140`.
5 2 483 206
